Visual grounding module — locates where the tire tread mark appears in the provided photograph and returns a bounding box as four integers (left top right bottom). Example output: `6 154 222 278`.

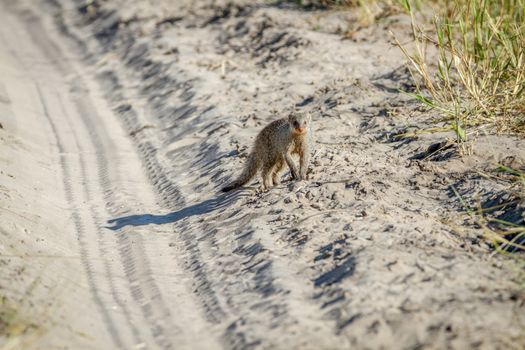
54 91 143 346
48 0 228 340
72 67 179 350
11 4 172 347
116 102 228 326
35 83 125 350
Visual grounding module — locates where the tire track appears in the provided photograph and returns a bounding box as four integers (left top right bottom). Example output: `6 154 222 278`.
53 90 144 347
10 2 221 349
0 6 126 347
60 19 230 327
3 3 182 348
34 83 125 349
104 82 229 328
72 93 179 350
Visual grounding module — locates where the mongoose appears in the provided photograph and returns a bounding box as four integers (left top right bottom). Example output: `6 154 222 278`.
222 111 312 192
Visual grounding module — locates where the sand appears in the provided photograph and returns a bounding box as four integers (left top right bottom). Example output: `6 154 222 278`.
0 0 524 349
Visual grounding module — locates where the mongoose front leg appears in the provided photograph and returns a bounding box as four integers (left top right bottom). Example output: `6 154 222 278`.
284 152 300 180
299 150 310 180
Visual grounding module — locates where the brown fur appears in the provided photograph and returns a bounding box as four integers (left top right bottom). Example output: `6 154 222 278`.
222 111 312 192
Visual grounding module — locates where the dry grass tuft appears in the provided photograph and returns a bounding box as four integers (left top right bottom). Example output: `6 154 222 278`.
395 0 525 142
450 164 525 255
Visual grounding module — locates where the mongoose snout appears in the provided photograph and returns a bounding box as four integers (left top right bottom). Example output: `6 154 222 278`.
222 111 312 192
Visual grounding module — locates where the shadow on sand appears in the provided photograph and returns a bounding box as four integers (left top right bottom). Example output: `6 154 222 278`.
106 190 244 230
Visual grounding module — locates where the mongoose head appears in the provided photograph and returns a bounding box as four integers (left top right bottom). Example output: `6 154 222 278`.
288 112 310 135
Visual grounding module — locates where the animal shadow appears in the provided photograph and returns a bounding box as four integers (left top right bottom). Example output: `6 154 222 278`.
106 191 242 230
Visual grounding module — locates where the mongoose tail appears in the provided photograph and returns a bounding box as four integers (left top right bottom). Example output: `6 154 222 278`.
222 151 259 192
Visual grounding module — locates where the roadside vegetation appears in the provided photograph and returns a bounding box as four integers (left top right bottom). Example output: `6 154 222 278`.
396 0 525 145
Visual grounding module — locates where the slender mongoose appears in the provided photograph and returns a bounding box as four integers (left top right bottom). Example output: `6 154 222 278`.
222 111 312 192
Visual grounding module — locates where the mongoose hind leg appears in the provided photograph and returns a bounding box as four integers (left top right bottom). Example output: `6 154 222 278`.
261 161 275 190
262 174 273 190
271 157 285 185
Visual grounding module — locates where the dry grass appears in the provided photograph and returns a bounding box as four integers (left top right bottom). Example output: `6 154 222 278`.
450 165 525 255
395 0 525 143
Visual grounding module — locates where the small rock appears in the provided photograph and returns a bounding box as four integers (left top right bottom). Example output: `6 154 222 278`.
311 203 323 210
355 210 367 217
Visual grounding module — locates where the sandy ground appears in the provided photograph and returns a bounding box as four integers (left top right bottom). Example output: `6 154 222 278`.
0 0 524 349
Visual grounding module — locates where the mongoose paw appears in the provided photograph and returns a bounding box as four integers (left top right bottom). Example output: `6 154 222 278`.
256 186 269 194
294 174 305 181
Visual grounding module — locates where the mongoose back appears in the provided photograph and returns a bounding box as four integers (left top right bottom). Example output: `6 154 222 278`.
222 111 312 192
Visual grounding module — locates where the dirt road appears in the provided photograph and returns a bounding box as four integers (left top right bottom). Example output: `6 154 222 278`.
0 2 218 349
1 0 523 349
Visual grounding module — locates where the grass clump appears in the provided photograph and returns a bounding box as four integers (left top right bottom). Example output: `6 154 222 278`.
396 0 525 143
450 164 525 254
